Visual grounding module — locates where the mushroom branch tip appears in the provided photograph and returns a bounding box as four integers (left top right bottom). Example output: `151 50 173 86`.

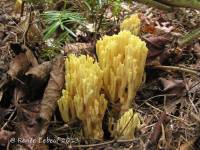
120 13 141 35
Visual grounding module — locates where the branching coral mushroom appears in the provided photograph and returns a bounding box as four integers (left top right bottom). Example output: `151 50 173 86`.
58 54 107 139
96 31 148 139
115 109 140 139
96 31 148 115
120 14 141 35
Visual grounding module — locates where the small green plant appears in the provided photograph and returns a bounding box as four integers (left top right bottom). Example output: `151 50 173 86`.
42 10 85 43
40 46 60 60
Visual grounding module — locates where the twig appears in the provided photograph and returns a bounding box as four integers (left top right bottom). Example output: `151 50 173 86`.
137 94 176 109
144 101 189 124
23 6 32 45
187 91 198 114
151 65 199 76
69 139 137 149
1 108 16 130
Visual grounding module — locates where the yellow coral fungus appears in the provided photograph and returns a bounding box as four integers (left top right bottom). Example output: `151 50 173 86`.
58 54 107 139
120 14 141 35
114 109 140 139
96 31 148 116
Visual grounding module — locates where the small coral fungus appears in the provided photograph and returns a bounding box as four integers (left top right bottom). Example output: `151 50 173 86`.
120 14 141 35
58 54 107 139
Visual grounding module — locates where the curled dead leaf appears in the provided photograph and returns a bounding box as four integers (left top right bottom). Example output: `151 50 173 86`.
25 61 52 81
7 53 30 79
160 77 185 96
7 46 38 79
39 55 64 122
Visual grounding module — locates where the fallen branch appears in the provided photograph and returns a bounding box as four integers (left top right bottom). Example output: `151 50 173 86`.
69 139 139 149
135 0 200 10
151 65 199 76
135 0 172 11
158 0 200 10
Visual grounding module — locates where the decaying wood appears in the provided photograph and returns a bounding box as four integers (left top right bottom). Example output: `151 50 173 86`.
64 42 94 57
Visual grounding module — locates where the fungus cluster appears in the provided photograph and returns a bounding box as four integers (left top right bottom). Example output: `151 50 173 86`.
96 31 148 116
58 15 148 140
58 54 107 139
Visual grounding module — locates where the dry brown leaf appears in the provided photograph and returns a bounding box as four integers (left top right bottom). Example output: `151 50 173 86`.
160 77 185 96
144 35 169 57
25 61 52 100
23 46 38 67
141 23 157 34
39 55 64 122
19 15 42 43
7 53 30 79
31 55 64 149
25 61 52 81
7 45 38 79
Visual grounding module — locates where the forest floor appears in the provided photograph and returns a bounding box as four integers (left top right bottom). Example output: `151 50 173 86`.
0 1 200 150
